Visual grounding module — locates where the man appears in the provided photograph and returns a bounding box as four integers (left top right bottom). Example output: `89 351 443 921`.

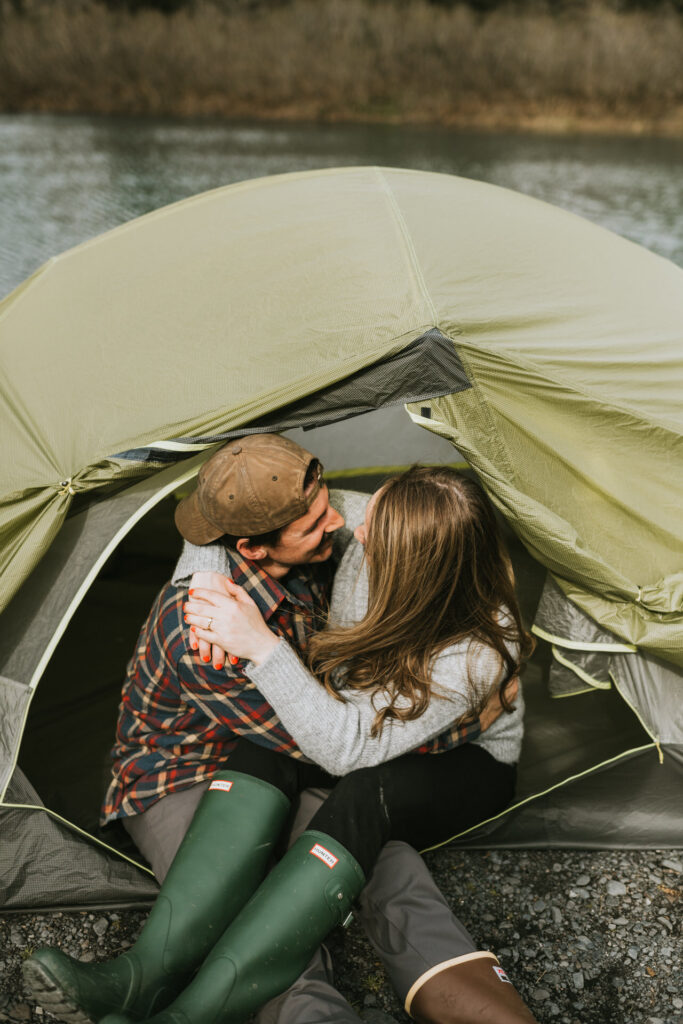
24 434 536 1024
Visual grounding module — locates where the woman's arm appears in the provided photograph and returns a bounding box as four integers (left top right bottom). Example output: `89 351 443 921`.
246 638 482 775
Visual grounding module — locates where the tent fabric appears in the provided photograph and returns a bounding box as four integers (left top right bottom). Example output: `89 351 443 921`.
0 767 158 910
1 167 682 668
1 167 682 908
114 327 471 464
533 574 632 698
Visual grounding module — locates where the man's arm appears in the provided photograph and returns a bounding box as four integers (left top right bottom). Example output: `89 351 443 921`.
417 676 519 754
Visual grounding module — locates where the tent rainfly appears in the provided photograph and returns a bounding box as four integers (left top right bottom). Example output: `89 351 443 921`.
1 167 681 911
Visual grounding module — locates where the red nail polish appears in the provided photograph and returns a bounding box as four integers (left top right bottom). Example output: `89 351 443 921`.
189 588 194 595
190 626 196 632
184 615 189 621
214 663 223 670
230 655 239 665
203 655 210 663
191 643 198 651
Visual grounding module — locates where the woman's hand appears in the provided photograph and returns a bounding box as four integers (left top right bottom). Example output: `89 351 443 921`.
183 576 280 667
186 572 235 669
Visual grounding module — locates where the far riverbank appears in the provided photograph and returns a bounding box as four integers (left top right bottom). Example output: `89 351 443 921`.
1 1 682 138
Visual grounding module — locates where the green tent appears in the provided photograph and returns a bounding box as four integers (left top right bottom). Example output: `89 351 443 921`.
1 167 681 910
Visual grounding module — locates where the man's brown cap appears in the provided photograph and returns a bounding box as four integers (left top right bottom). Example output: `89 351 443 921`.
174 434 323 545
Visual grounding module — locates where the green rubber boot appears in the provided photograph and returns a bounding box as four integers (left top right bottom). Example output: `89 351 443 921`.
100 829 366 1024
23 772 290 1024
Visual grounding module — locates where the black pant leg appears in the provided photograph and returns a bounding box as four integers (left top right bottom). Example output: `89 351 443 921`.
227 737 335 803
309 744 516 876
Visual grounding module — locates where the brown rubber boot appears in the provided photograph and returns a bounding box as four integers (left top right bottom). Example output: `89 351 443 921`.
406 952 539 1024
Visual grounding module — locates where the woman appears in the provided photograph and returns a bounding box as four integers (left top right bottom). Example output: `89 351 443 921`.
93 466 532 1024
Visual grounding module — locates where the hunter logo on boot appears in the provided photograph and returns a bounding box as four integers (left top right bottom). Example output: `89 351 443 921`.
493 965 512 984
310 843 339 868
209 780 234 792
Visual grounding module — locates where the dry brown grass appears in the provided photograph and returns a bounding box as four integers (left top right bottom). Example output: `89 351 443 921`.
1 0 682 133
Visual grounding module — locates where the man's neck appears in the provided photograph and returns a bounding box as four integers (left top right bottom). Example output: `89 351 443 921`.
258 558 291 581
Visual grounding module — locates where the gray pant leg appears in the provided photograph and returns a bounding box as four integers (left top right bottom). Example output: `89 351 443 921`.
122 781 210 882
257 947 363 1024
357 842 478 1005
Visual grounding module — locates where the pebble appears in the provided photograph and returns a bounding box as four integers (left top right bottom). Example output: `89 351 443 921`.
2 849 679 1024
661 858 682 873
8 1007 30 1021
607 880 627 896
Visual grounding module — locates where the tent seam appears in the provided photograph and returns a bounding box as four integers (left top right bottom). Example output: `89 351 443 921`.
531 624 637 653
418 742 659 852
551 646 612 690
376 169 439 330
0 802 155 875
608 670 663 762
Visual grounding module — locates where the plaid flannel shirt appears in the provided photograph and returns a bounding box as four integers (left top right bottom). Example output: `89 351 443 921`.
101 552 332 823
102 542 481 824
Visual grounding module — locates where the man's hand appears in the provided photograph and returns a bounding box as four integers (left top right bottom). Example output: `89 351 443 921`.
187 572 234 670
479 676 520 733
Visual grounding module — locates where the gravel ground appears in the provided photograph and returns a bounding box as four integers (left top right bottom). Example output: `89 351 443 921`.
1 848 681 1024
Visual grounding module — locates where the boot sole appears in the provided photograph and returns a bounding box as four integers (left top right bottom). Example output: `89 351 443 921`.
22 959 96 1024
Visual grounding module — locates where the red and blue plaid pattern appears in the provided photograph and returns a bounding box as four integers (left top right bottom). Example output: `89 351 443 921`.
101 548 481 824
101 552 331 823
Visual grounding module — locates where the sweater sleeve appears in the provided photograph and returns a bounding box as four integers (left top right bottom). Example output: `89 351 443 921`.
172 540 231 585
245 638 490 775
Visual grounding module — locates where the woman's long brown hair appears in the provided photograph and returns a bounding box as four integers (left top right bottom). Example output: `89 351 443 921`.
307 466 534 736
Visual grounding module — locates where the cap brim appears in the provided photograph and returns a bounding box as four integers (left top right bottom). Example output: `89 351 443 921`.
174 490 224 545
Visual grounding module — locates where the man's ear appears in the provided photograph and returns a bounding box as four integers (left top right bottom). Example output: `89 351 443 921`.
236 537 268 562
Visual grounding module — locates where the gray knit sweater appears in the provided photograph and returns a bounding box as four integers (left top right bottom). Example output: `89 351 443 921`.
172 489 524 775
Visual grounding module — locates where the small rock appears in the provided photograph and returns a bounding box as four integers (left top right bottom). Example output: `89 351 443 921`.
9 929 23 947
533 899 547 912
627 946 639 960
576 936 593 948
8 1006 30 1022
673 997 683 1010
79 951 95 963
93 917 109 937
569 888 590 899
572 971 584 990
551 906 562 924
613 916 629 925
661 858 682 873
575 874 590 886
607 880 627 896
532 988 551 1001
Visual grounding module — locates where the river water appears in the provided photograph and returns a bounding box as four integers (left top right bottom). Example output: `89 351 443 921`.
1 113 681 466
